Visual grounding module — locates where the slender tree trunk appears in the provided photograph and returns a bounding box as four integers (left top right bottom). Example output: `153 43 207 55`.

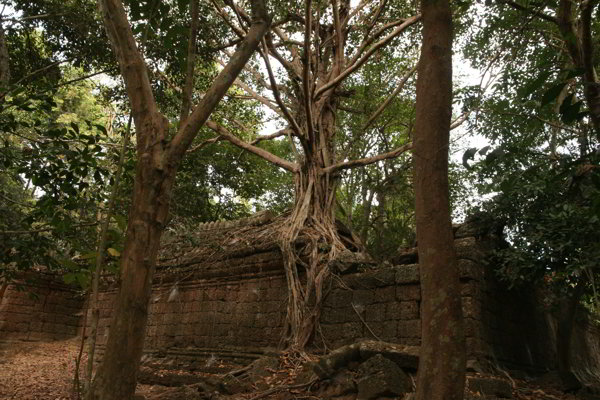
556 282 585 391
86 128 176 399
85 115 132 390
0 24 10 88
413 0 466 399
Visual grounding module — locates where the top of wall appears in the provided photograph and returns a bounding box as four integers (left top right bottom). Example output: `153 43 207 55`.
151 211 503 284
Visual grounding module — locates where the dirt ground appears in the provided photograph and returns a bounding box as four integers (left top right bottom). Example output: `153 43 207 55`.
0 338 85 400
0 338 588 400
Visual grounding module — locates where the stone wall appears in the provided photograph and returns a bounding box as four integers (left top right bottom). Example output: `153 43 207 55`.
91 247 289 362
0 273 84 341
90 228 495 367
3 215 600 382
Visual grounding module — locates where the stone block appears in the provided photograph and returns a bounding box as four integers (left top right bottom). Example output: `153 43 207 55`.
373 286 395 303
464 317 480 338
396 285 421 301
461 280 482 298
462 297 482 319
467 376 513 398
398 301 419 320
395 264 420 284
356 354 412 400
324 289 352 309
28 331 46 341
398 319 420 338
322 306 350 324
364 304 386 322
381 322 397 340
459 259 484 281
353 289 376 306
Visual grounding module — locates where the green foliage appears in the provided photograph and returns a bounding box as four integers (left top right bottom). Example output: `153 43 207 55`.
461 0 600 304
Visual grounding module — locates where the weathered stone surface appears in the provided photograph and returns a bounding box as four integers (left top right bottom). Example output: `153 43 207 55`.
467 376 513 399
312 340 420 379
356 354 412 400
395 264 420 284
391 248 418 265
317 370 357 398
329 250 375 274
357 340 420 370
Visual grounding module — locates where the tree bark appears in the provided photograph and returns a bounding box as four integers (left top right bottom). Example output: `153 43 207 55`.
85 115 132 390
85 118 175 400
556 281 585 391
413 0 466 399
0 24 10 88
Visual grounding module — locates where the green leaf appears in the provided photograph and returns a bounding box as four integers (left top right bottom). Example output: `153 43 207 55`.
63 273 76 285
95 124 107 135
80 252 97 260
107 248 121 257
113 214 128 231
520 71 552 99
541 82 568 106
462 147 478 169
76 273 89 289
564 68 585 80
61 258 80 271
559 94 584 124
70 122 79 134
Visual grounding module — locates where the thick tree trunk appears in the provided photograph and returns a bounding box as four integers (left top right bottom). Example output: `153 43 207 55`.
282 159 341 351
413 0 466 399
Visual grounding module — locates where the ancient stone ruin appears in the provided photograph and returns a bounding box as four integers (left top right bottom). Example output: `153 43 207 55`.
2 212 600 394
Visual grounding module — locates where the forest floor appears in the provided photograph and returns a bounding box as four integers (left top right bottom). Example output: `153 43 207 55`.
0 338 585 400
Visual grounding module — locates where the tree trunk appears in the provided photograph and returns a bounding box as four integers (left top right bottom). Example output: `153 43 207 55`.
0 24 10 89
413 0 466 399
86 115 132 390
86 125 176 400
281 158 342 351
556 282 585 391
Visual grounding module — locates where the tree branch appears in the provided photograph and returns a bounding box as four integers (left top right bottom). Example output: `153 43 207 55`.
332 0 345 72
187 136 224 153
205 120 299 172
496 0 558 24
259 38 305 154
315 15 421 99
324 142 412 174
303 0 315 144
580 0 598 77
0 222 98 235
179 0 200 124
361 63 417 132
168 0 272 162
250 127 293 144
98 0 159 133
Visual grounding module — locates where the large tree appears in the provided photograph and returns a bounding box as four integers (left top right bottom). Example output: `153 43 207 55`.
85 0 271 398
413 0 465 399
203 0 421 351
